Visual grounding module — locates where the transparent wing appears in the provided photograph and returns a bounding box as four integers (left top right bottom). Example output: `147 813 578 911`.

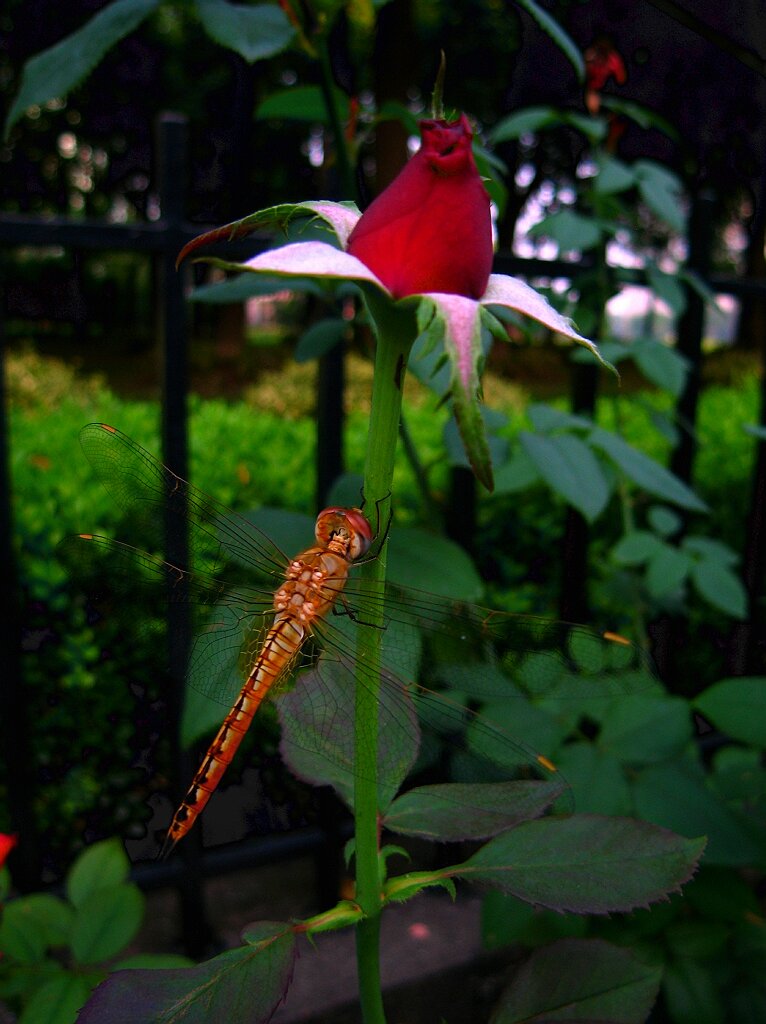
79 423 288 581
69 425 658 831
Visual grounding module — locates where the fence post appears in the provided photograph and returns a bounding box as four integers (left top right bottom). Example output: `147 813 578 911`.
156 112 214 955
0 269 42 890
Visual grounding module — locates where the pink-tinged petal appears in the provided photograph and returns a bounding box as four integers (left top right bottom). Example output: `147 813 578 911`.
244 241 389 290
481 274 612 369
300 201 361 249
418 294 493 490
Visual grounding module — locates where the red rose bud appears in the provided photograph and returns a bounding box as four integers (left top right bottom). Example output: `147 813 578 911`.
347 114 492 300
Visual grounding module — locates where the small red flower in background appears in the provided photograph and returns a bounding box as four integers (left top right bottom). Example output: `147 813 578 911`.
584 38 627 115
347 114 493 300
0 833 17 868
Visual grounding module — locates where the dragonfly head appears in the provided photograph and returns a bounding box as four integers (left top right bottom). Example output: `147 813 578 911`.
315 507 372 560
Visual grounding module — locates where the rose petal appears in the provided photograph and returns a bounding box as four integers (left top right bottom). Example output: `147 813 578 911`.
244 241 389 290
418 293 493 490
300 201 362 250
481 274 611 368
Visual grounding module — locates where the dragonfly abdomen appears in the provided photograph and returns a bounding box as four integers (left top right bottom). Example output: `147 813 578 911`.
163 614 306 852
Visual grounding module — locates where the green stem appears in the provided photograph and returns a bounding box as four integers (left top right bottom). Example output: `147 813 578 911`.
317 36 356 200
354 298 415 1024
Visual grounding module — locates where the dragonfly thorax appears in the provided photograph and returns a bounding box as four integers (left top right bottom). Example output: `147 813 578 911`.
274 548 351 624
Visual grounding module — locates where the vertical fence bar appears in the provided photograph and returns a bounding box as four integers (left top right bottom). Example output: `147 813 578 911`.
156 112 213 955
0 265 42 890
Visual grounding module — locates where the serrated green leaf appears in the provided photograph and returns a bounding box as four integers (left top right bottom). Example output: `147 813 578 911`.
519 431 610 521
194 1 295 63
5 0 160 138
71 883 144 966
590 427 708 512
452 815 704 913
66 838 130 908
695 677 766 749
691 560 747 618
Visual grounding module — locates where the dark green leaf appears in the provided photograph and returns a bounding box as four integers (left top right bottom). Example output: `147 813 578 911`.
632 763 760 866
611 530 664 566
662 958 726 1024
489 106 558 143
526 402 592 433
682 536 739 565
646 544 692 597
590 427 708 512
71 883 144 965
491 938 662 1024
114 954 195 970
481 892 588 951
387 525 483 601
520 431 610 521
514 1 585 82
646 265 687 317
66 838 130 908
648 505 682 537
190 274 321 303
563 112 608 142
17 972 92 1024
0 899 48 964
5 0 160 137
695 677 766 748
598 695 691 765
384 780 566 841
593 154 636 195
690 560 747 618
553 743 631 815
195 1 294 62
453 815 704 913
256 85 349 123
76 923 296 1024
493 446 541 494
631 338 689 397
633 160 686 232
294 318 347 362
278 659 417 812
528 209 603 252
600 96 680 139
12 894 74 948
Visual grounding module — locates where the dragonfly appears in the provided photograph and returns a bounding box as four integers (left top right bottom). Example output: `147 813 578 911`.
66 423 653 855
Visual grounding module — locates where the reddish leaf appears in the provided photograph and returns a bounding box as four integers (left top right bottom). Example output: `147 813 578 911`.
77 922 296 1024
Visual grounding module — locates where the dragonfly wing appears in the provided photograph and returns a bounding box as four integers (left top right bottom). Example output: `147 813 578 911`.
79 423 288 582
277 651 420 813
61 533 275 708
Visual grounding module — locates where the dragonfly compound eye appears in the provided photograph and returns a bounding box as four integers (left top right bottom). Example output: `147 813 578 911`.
315 507 373 560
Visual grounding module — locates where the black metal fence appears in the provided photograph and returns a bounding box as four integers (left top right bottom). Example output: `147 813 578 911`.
2 113 765 948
